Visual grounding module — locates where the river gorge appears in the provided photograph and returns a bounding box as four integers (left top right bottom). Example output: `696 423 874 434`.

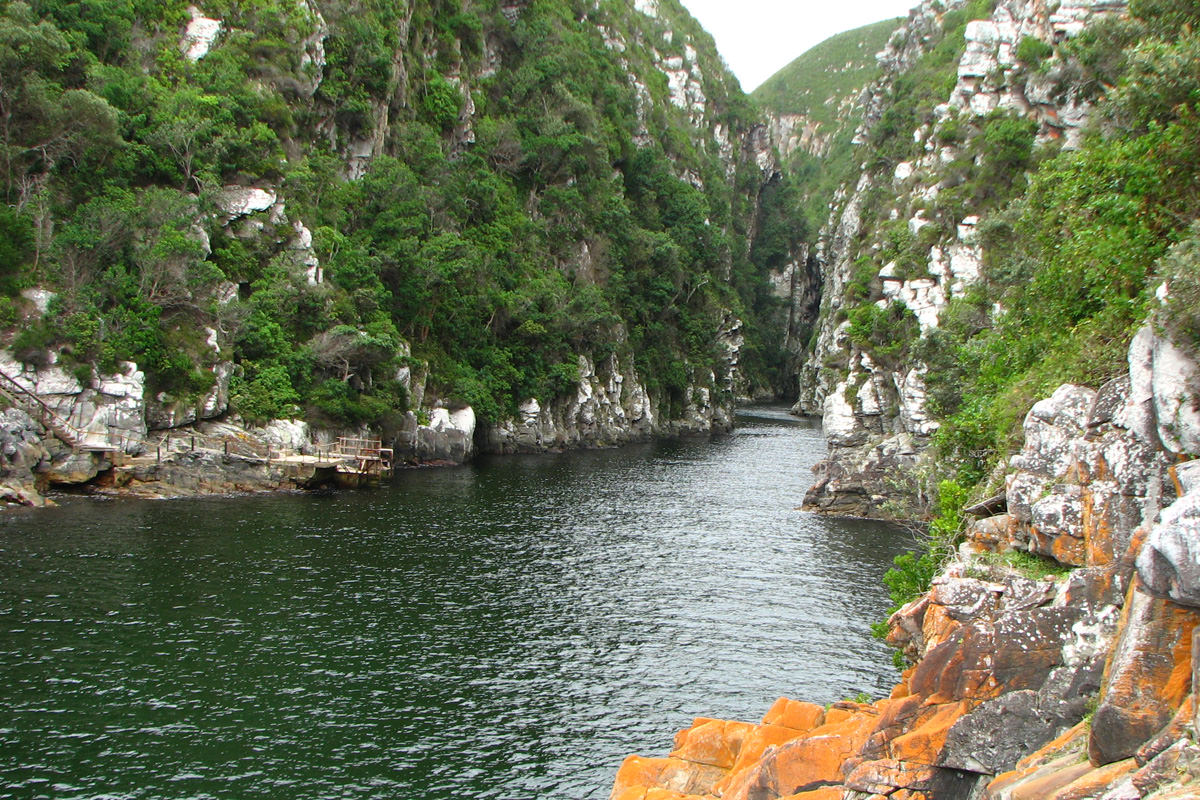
0 409 907 799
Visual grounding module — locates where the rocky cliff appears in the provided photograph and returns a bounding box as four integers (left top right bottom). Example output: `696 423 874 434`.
609 1 1200 795
609 316 1200 800
0 0 786 505
791 0 1131 518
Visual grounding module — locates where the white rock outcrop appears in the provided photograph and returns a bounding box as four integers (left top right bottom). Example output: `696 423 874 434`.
1137 472 1200 608
0 352 147 454
217 187 277 222
181 6 221 61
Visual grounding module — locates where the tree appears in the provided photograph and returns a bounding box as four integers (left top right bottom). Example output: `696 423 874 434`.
148 87 222 191
0 4 120 208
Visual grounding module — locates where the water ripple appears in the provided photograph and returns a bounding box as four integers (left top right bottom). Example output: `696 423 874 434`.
0 408 909 799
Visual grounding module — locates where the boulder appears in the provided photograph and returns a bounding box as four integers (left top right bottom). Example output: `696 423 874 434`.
1137 485 1200 608
1089 582 1199 765
719 709 879 800
669 718 755 770
609 755 725 800
416 406 476 463
1131 327 1200 455
761 698 826 732
42 451 103 485
1010 384 1096 479
254 419 310 452
1029 485 1087 566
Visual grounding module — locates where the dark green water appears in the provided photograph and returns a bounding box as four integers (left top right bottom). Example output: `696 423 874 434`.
0 408 910 800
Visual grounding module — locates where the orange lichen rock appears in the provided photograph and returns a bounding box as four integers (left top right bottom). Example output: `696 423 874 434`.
670 718 756 770
643 790 710 800
718 707 880 800
609 755 725 800
761 698 825 732
987 754 1139 800
1004 756 1094 800
1014 721 1090 772
1089 581 1200 765
843 757 940 795
1051 758 1138 799
888 701 970 764
1136 693 1196 766
720 724 812 778
776 789 843 800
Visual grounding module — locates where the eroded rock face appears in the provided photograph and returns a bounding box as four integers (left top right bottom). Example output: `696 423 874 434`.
0 352 148 456
483 352 733 456
416 407 476 463
0 408 50 506
797 0 1128 518
1138 474 1200 608
1001 364 1174 568
612 320 1200 800
1128 326 1200 456
485 355 654 453
181 5 221 61
1089 581 1199 766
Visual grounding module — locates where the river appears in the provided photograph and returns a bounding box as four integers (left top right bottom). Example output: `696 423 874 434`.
0 407 911 800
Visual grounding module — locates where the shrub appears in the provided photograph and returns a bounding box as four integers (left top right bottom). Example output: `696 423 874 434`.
230 365 300 423
1155 222 1200 357
873 480 969 644
421 73 462 130
1016 35 1054 69
847 301 920 367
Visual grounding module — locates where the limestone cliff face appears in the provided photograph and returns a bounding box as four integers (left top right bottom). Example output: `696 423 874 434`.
484 346 738 455
170 0 769 453
794 0 1128 518
609 318 1200 800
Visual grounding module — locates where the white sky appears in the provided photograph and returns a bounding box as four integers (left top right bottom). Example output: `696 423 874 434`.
677 0 920 92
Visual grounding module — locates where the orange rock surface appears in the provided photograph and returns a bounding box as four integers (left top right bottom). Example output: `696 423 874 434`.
1089 581 1200 765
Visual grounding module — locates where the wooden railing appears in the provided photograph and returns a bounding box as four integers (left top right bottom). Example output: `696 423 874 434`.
332 437 393 474
0 370 93 449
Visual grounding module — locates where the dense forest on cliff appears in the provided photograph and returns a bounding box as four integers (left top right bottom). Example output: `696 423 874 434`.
0 0 788 433
800 0 1200 493
916 0 1200 489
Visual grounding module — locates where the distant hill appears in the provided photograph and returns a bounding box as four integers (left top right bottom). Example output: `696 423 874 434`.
750 18 903 246
753 17 900 134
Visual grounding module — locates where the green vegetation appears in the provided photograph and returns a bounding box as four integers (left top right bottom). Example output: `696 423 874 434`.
847 301 920 368
1155 224 1200 359
753 18 899 124
753 18 900 239
872 480 968 642
930 7 1200 483
1015 35 1054 69
968 549 1073 582
0 0 784 427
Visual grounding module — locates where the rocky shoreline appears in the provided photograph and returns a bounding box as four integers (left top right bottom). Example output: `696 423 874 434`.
0 348 737 508
609 324 1200 799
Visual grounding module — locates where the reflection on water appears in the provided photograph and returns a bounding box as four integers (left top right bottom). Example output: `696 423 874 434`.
0 408 910 799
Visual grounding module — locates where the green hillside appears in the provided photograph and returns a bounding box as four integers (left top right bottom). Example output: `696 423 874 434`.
750 17 902 251
753 18 900 132
0 0 778 430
